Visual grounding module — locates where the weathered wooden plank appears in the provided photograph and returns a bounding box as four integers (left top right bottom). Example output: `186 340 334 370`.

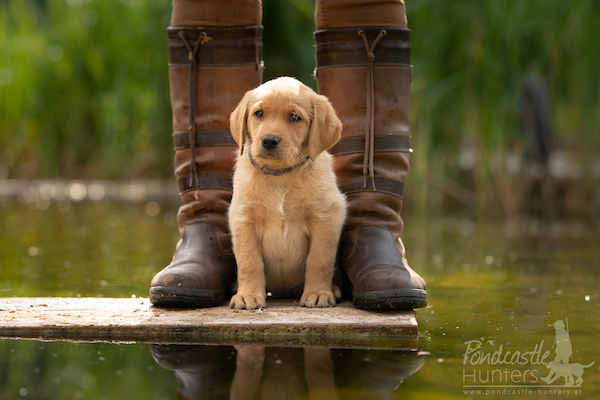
0 297 419 349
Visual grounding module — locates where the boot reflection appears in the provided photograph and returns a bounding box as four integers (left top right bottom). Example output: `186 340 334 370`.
332 349 425 400
150 344 236 400
150 344 424 400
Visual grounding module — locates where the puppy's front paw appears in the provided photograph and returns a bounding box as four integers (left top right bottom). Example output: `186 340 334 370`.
230 292 267 310
300 290 336 308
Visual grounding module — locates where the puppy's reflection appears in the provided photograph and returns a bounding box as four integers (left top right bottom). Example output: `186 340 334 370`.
150 344 424 400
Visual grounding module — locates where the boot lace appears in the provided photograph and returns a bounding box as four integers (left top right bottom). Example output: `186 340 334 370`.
358 29 386 191
178 29 213 197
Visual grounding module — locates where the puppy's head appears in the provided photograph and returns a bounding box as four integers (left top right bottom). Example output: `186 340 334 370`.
230 77 342 168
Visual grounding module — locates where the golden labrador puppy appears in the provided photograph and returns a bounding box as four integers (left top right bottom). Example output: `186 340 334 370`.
229 77 346 309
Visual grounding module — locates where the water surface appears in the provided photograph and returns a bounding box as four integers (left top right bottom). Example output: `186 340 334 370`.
1 198 599 399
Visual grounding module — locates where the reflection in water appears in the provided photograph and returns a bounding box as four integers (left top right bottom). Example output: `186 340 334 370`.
149 344 425 400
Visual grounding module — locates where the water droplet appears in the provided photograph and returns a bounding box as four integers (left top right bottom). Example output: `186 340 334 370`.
88 183 106 201
56 198 71 212
68 183 87 201
146 201 160 216
22 187 38 203
162 212 177 225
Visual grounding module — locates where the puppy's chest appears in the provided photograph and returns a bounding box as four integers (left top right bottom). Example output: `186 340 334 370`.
257 190 311 234
253 188 312 279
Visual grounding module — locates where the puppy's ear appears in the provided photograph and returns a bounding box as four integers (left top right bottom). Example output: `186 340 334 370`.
308 94 343 161
230 90 253 156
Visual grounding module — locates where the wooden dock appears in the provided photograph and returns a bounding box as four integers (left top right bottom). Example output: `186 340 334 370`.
0 297 419 349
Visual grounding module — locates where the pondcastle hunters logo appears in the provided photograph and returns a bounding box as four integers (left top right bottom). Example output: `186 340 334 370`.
462 319 595 396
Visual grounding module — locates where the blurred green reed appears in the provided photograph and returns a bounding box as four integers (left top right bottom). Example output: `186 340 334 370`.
1 0 599 213
1 0 173 179
407 0 600 215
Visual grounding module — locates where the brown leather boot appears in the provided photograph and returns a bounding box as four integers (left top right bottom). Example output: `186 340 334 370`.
149 26 263 307
315 27 427 310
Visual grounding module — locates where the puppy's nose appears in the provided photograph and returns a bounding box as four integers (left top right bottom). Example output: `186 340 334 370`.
262 135 280 149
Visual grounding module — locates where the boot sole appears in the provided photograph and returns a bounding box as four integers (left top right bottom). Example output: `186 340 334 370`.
149 286 227 308
353 289 427 311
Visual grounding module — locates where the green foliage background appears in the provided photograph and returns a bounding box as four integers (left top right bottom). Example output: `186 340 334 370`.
1 0 599 211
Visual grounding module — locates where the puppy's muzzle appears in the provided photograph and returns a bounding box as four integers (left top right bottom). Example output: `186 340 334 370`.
261 135 280 150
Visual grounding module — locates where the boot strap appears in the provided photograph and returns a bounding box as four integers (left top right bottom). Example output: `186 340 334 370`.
330 135 411 155
168 26 264 68
178 174 233 194
174 129 236 194
338 177 404 198
314 27 410 70
173 129 237 150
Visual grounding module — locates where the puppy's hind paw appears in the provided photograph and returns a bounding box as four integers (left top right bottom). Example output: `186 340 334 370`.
300 291 336 308
332 283 342 300
230 293 267 310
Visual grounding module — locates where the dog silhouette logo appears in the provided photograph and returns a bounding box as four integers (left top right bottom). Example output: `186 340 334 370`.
541 319 595 386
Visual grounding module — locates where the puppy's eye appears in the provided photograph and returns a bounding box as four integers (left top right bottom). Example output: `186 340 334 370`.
254 110 264 118
289 113 301 122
